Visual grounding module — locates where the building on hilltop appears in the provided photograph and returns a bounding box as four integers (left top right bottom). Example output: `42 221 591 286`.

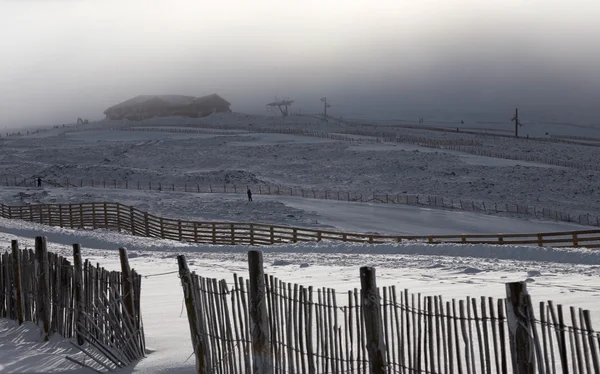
103 94 231 120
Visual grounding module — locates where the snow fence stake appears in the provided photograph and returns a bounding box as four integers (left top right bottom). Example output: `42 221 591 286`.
505 282 535 374
119 248 135 320
11 240 24 325
177 255 208 374
248 251 272 374
360 267 386 374
35 236 50 342
73 243 85 345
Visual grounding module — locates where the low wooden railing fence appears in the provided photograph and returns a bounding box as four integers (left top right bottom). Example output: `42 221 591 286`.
0 236 145 372
1 201 600 248
5 176 600 227
178 251 600 374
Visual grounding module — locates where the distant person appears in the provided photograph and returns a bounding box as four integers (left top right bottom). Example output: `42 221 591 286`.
461 120 464 124
247 188 252 202
37 178 42 188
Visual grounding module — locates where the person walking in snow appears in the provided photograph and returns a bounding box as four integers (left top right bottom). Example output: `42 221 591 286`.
37 177 42 188
247 188 252 202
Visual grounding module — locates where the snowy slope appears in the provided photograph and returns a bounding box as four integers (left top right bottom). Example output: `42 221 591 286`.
0 187 589 235
1 113 600 373
2 120 600 220
0 218 599 373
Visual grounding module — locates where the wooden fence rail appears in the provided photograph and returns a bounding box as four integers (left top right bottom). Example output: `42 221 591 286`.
0 237 145 372
1 201 600 249
5 176 600 227
178 251 600 374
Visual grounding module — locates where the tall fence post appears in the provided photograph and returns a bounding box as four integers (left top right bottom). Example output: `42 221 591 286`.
177 255 207 374
73 243 85 345
35 236 50 341
11 240 24 325
119 248 135 318
248 250 272 374
116 203 122 232
360 266 386 374
130 206 135 235
505 281 535 374
144 213 150 237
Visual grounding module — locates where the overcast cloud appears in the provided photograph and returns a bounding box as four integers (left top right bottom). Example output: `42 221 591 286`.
1 0 599 128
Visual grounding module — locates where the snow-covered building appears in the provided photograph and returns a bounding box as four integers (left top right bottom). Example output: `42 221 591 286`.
103 94 231 120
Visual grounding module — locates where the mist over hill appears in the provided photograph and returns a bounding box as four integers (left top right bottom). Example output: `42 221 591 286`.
1 0 599 128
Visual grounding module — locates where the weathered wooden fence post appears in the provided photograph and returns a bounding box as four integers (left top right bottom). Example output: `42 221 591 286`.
2 251 9 318
116 203 122 232
177 255 207 374
103 202 108 228
35 236 50 341
130 206 136 235
248 250 272 374
360 266 386 374
11 240 24 325
144 213 150 237
506 281 535 374
72 243 85 345
119 247 135 318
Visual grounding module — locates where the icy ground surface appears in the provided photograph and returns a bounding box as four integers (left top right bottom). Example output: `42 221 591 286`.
0 217 599 373
0 187 589 235
1 113 600 373
1 113 600 219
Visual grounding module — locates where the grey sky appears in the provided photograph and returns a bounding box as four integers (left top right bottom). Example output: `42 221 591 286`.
1 0 599 128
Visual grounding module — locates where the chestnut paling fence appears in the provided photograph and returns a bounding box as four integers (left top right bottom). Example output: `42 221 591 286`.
1 201 600 248
0 236 145 372
4 175 600 227
177 251 600 374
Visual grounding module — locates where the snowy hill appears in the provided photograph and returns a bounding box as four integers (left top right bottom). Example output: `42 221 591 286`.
1 112 600 373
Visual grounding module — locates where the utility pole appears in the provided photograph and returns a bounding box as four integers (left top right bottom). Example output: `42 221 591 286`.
512 108 519 138
321 97 331 118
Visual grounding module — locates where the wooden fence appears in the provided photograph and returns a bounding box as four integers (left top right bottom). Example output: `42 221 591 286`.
178 251 600 374
1 201 600 248
5 176 600 227
0 236 145 372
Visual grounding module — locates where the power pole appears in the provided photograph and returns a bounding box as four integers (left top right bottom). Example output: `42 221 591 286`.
512 108 519 138
321 97 331 118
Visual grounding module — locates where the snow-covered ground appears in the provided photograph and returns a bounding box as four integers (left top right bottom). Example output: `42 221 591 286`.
1 113 600 373
0 215 599 373
0 187 590 235
2 114 600 219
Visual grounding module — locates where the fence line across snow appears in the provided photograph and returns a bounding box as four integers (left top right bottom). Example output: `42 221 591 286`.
0 236 145 372
6 175 600 227
177 251 600 374
1 201 600 248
